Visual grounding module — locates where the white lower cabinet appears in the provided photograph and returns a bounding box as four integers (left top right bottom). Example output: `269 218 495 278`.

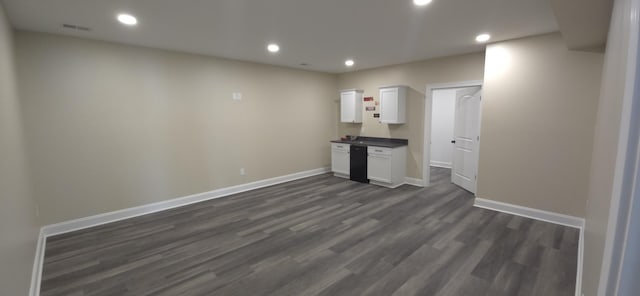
331 142 407 187
331 143 350 178
367 149 392 183
367 146 407 188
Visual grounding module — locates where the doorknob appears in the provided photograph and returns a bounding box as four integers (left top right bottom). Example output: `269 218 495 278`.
451 140 456 144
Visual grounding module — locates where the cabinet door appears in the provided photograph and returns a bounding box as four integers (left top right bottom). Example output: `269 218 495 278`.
341 92 356 123
367 154 392 183
380 88 399 123
331 148 350 175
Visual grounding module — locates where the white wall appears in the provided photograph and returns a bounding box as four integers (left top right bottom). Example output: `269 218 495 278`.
0 3 40 295
478 33 604 218
430 89 456 168
16 31 338 225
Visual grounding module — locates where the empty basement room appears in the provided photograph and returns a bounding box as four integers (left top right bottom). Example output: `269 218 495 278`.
2 0 640 295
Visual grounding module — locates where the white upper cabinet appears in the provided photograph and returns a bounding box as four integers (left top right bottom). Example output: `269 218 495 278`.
379 86 407 124
340 89 363 123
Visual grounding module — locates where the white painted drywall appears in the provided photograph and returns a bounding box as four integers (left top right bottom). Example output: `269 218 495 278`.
430 89 456 168
15 31 338 225
0 3 40 295
478 33 604 218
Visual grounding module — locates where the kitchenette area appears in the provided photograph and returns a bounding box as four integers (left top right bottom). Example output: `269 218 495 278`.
331 86 410 188
331 136 408 188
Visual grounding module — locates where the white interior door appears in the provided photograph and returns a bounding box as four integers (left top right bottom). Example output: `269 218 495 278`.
452 87 482 193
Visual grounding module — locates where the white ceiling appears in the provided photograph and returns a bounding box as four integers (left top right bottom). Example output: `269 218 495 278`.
2 0 558 73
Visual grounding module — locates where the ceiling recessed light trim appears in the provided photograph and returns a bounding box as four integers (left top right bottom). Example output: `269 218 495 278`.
475 33 491 43
413 0 433 6
267 43 280 53
117 14 138 26
345 59 355 67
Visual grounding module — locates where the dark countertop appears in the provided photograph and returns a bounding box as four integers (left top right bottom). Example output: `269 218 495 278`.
331 136 408 148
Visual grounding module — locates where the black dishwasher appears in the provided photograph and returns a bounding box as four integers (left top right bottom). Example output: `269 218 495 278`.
350 145 369 183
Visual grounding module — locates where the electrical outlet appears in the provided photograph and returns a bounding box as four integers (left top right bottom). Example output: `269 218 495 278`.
233 92 242 101
240 168 245 175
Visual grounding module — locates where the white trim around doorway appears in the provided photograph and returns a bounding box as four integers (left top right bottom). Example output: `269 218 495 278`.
423 80 483 187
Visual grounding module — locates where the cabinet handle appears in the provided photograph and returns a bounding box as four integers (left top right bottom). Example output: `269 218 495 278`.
375 150 383 152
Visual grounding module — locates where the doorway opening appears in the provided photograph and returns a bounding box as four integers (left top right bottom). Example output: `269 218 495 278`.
423 81 483 193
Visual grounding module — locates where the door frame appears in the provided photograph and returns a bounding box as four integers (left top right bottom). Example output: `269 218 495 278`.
598 0 640 293
422 80 483 187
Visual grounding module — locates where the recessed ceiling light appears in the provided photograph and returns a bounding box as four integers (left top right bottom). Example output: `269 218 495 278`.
117 14 138 26
267 43 280 53
476 33 491 43
413 0 433 6
345 59 355 67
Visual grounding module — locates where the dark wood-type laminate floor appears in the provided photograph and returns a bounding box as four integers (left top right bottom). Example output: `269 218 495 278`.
41 167 579 296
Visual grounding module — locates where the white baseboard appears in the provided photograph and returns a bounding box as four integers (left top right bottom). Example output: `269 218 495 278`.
29 229 46 296
576 227 584 296
473 197 585 296
42 167 329 237
29 167 329 296
473 197 584 229
404 177 425 187
430 161 452 169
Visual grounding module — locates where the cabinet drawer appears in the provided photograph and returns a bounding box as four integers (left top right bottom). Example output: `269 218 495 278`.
332 143 350 152
367 146 392 155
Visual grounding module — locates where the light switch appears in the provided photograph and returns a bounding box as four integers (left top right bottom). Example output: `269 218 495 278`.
233 92 242 101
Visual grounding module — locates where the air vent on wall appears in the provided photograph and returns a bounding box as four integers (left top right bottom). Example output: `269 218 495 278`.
62 24 91 32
